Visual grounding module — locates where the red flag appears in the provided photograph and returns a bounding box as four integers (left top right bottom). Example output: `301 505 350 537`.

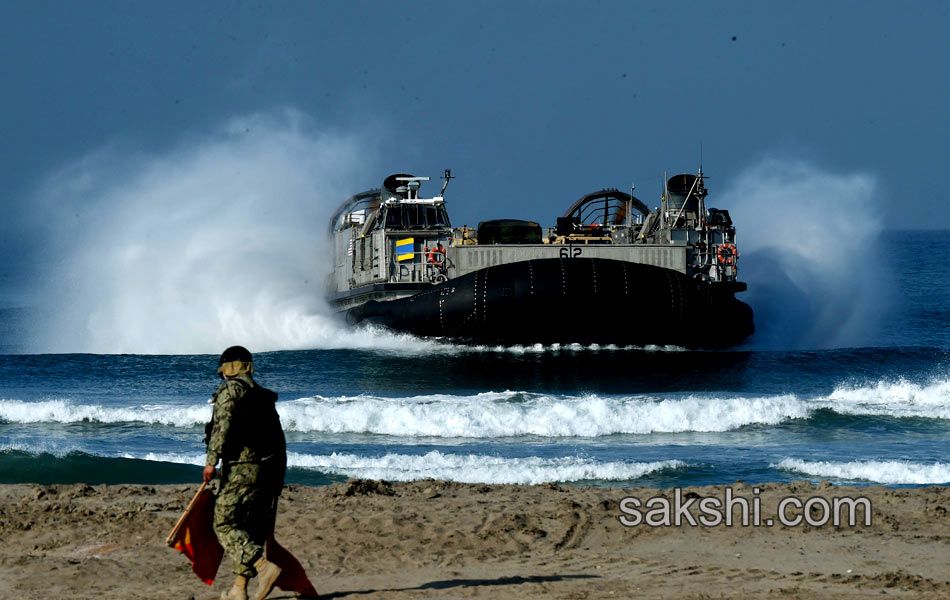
167 485 317 597
265 534 319 598
167 487 224 585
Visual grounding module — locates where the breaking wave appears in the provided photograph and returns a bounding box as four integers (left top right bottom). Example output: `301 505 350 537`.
775 458 950 485
4 377 948 436
277 392 807 437
820 378 950 419
1 445 684 485
287 452 685 484
0 392 807 435
121 450 685 485
0 398 211 426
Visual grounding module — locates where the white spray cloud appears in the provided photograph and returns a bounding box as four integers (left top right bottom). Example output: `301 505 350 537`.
23 131 891 354
23 110 443 354
722 159 889 349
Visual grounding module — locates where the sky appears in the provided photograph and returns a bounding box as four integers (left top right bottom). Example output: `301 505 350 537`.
0 0 947 311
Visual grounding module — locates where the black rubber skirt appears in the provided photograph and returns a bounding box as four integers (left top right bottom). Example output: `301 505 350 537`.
345 258 754 348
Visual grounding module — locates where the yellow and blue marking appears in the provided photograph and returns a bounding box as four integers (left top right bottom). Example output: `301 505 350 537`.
396 237 415 261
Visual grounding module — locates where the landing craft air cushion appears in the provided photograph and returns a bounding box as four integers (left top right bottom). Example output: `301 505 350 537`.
327 170 753 347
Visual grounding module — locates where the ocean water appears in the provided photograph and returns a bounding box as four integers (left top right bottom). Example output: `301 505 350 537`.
1 231 948 488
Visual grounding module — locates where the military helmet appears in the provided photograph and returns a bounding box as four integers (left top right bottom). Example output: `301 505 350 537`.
219 345 253 365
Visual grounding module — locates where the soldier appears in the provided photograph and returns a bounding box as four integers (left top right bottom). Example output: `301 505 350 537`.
204 346 287 600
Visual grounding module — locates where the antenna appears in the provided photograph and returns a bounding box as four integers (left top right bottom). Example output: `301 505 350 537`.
627 180 635 229
662 170 668 228
440 169 454 197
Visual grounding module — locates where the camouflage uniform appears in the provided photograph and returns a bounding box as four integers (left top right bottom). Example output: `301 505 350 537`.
206 373 286 577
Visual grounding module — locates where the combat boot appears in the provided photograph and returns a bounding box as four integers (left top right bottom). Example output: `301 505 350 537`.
253 556 282 600
220 574 248 600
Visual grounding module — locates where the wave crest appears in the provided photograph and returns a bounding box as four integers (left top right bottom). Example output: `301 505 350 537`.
775 458 950 484
4 377 949 437
122 449 684 485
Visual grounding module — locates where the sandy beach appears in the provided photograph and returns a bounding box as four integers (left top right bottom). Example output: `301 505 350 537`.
0 480 948 599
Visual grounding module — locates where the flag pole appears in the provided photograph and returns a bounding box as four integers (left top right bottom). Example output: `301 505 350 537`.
166 481 209 547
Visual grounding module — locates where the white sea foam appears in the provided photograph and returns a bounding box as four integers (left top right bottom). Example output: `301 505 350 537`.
0 391 808 435
461 343 687 354
4 378 949 436
118 450 684 484
816 379 950 419
0 439 84 457
278 392 808 437
0 446 683 485
0 398 211 426
288 451 684 484
121 451 207 465
775 458 950 485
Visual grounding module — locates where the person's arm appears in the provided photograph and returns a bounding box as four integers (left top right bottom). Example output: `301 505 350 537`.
204 382 240 480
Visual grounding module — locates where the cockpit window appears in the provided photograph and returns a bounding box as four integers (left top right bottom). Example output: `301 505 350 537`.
425 206 449 227
381 205 450 229
384 208 403 228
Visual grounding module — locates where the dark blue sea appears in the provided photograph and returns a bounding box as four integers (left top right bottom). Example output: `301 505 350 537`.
1 231 948 488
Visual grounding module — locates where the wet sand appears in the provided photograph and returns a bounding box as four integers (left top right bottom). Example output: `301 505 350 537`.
0 480 948 599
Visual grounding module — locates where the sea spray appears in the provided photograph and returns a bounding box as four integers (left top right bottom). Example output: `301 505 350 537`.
22 111 437 354
722 159 889 349
18 142 895 353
